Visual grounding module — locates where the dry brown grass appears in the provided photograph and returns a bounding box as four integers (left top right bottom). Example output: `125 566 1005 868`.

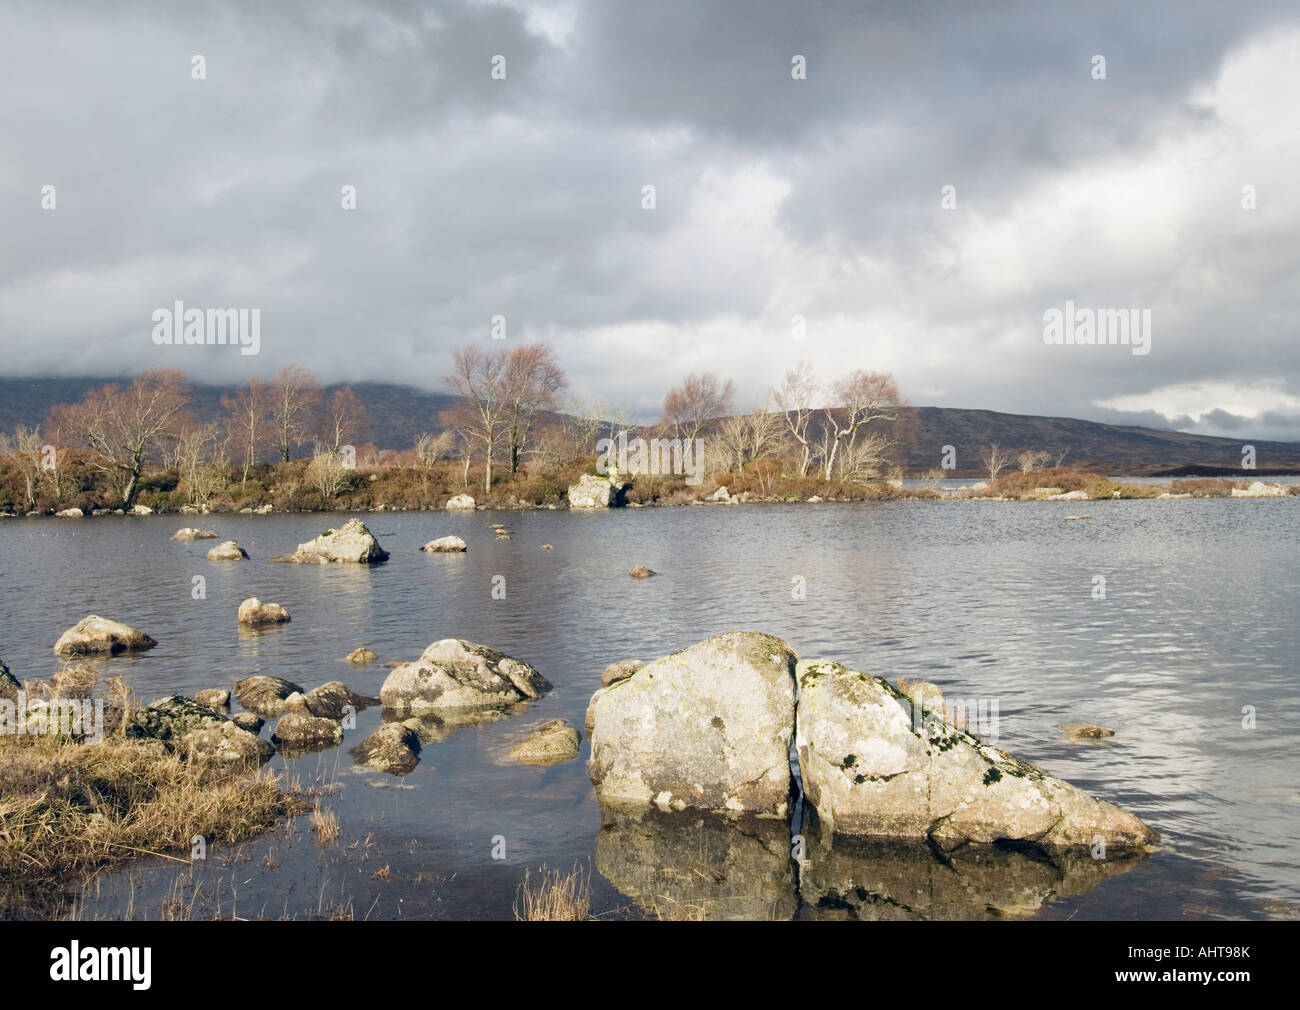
514 864 591 921
0 731 295 887
310 805 340 843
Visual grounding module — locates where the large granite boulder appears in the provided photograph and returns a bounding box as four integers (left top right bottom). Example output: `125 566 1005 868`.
272 693 344 750
127 695 227 744
270 518 388 564
380 639 551 715
445 494 476 510
567 474 617 509
794 659 1157 851
178 720 275 767
298 681 379 719
422 536 467 553
54 616 157 656
586 632 798 816
207 540 248 561
351 721 422 774
237 597 290 626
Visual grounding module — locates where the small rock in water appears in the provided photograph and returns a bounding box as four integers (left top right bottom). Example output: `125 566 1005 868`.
237 597 291 626
601 659 644 687
171 528 217 540
54 615 157 656
206 539 248 561
508 719 582 765
234 675 304 716
1062 514 1093 521
628 565 656 578
541 544 553 550
231 712 265 734
346 647 378 665
194 689 231 708
351 721 422 774
1058 723 1116 742
421 536 467 553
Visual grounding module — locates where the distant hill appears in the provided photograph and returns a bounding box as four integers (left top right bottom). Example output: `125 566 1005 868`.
1 377 1296 474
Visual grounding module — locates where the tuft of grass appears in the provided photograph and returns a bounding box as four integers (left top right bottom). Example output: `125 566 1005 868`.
514 864 591 921
0 731 296 889
310 805 340 843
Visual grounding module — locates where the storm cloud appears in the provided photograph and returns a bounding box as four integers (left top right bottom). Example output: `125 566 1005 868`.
1 0 1297 438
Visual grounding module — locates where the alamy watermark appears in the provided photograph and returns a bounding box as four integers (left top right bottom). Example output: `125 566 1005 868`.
151 301 260 355
1043 300 1151 356
596 432 705 485
1 692 105 744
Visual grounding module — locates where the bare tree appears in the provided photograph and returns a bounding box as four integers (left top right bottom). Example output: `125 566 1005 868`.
444 345 509 496
326 386 369 453
47 370 191 507
269 365 322 463
306 444 351 500
820 371 902 481
1016 449 1050 475
772 362 819 477
717 400 784 473
662 372 735 443
981 443 1013 481
1053 448 1069 469
221 378 269 489
0 425 44 510
502 344 566 473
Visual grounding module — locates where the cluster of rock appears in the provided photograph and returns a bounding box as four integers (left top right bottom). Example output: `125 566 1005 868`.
586 632 1157 854
1232 481 1288 497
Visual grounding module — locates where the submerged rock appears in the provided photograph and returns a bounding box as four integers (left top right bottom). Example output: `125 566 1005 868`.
795 660 1156 851
270 517 389 564
237 597 291 626
54 616 157 656
1059 723 1116 742
233 675 304 716
586 631 798 816
422 536 467 553
207 540 248 561
351 721 422 774
508 719 582 765
380 639 551 715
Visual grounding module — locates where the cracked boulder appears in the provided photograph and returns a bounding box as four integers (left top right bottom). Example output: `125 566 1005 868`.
379 639 551 715
794 660 1157 852
586 632 797 816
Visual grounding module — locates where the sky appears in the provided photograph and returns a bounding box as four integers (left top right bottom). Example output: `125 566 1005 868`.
1 0 1298 438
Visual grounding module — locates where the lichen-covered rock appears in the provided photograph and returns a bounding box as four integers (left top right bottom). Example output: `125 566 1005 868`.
445 494 476 510
795 660 1156 852
54 616 157 656
237 597 291 626
207 540 248 561
601 659 644 687
172 528 217 540
127 696 228 744
271 518 389 564
351 721 422 774
508 720 581 765
628 565 656 578
179 720 275 767
346 647 377 665
422 536 467 553
272 695 344 749
233 675 304 716
194 689 231 708
1 660 21 702
586 632 798 816
380 639 551 715
568 474 616 509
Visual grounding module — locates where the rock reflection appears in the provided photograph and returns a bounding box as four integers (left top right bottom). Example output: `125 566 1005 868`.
595 806 798 920
594 806 1149 920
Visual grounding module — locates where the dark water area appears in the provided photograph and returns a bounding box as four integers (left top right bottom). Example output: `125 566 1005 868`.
1 499 1297 920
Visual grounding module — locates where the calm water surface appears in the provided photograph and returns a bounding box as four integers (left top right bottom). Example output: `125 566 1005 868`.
1 499 1297 920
